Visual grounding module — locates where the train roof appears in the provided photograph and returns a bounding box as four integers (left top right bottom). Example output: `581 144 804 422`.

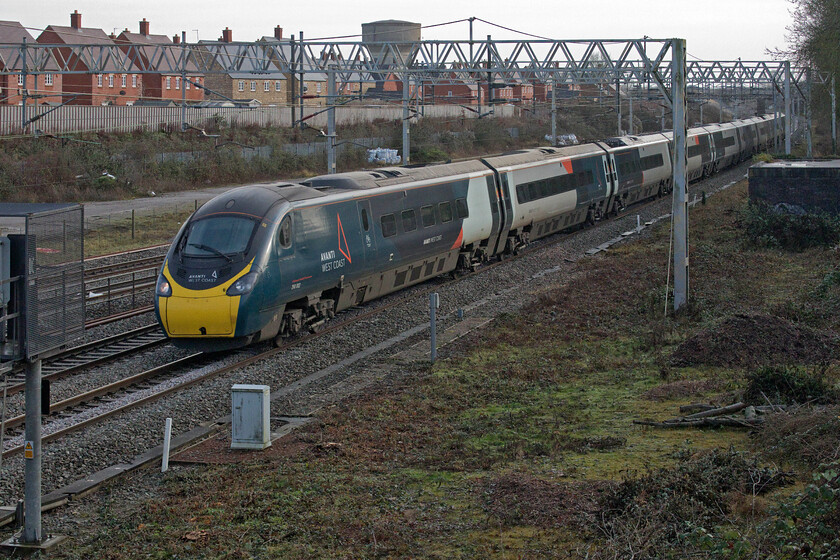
301 160 490 193
194 182 325 220
482 144 603 168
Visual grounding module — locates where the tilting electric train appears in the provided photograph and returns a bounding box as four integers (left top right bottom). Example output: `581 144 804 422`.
155 114 783 351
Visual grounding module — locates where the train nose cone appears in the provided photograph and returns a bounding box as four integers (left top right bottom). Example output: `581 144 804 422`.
162 294 238 336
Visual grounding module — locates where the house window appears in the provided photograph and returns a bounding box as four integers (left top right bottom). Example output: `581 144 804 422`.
108 74 114 88
316 83 321 93
132 75 137 88
97 74 103 87
17 74 23 86
44 74 53 86
185 80 190 90
250 81 256 92
176 77 181 90
447 90 453 97
166 76 171 90
121 74 127 88
275 81 281 92
264 81 270 92
238 80 244 92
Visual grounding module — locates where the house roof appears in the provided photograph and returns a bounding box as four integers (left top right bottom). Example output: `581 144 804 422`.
39 25 131 72
198 40 287 80
259 37 326 81
116 31 201 73
0 20 59 71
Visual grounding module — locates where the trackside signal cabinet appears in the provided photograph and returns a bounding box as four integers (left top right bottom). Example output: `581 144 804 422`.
231 384 271 449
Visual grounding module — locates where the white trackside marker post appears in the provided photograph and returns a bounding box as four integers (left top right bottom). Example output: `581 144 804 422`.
636 215 641 233
161 418 172 473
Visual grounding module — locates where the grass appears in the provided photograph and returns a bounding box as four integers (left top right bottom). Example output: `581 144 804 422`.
83 208 192 257
49 179 840 558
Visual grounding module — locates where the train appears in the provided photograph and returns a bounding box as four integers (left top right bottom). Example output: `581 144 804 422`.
155 114 784 351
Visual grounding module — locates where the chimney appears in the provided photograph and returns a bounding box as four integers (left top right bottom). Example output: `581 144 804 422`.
274 26 283 40
70 10 82 30
173 34 180 44
139 18 150 36
221 27 232 42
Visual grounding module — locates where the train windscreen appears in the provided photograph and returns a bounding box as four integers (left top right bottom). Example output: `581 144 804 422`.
181 216 257 258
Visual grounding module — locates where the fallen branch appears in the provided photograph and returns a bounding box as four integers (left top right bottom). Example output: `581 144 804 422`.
634 416 764 429
684 402 747 420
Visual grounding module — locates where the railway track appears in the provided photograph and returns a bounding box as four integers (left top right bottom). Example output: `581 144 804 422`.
2 325 167 398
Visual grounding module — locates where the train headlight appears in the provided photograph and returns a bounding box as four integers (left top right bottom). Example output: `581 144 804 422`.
227 272 259 296
155 274 172 297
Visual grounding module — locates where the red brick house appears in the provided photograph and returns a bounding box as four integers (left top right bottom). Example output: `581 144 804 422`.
116 19 204 103
0 21 62 105
37 11 141 105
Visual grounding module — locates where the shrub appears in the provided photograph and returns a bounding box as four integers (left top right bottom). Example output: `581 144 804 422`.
740 201 840 251
742 365 837 406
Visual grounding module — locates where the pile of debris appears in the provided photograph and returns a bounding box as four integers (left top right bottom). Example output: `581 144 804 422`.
634 401 786 429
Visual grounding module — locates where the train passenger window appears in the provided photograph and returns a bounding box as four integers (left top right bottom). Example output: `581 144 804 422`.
360 208 370 231
439 201 453 222
455 198 469 219
381 214 397 238
421 205 435 227
401 209 417 232
277 215 292 250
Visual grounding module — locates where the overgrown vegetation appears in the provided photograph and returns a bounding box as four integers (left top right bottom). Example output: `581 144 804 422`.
44 180 840 558
740 200 840 250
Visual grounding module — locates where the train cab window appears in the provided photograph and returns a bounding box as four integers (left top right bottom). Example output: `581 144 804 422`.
182 216 256 258
360 208 370 231
401 209 417 232
381 214 397 238
439 201 453 223
455 198 469 219
277 215 292 250
421 205 435 227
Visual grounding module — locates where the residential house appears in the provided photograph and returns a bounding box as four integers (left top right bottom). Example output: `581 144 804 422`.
115 19 204 103
37 11 141 105
198 27 288 106
260 26 327 107
0 21 62 105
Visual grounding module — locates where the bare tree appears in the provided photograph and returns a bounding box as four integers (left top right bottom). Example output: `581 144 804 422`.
771 0 840 76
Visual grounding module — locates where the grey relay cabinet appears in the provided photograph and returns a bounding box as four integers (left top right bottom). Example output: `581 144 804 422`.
231 384 271 450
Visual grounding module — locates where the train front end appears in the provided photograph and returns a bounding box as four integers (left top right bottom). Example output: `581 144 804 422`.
154 186 283 351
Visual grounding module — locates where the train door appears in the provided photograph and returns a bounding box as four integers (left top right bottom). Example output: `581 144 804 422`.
482 174 503 257
602 153 618 214
356 199 377 270
492 171 513 255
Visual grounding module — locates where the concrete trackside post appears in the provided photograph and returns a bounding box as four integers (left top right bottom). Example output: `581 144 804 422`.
785 62 792 155
402 74 410 165
23 359 41 543
430 293 439 363
671 39 689 311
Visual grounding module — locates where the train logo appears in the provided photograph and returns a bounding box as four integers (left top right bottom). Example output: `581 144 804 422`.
337 213 352 263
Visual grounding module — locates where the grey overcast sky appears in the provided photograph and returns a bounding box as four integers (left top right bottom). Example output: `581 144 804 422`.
5 0 792 61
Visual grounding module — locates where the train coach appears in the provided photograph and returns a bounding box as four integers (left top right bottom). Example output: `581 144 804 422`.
155 114 783 351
